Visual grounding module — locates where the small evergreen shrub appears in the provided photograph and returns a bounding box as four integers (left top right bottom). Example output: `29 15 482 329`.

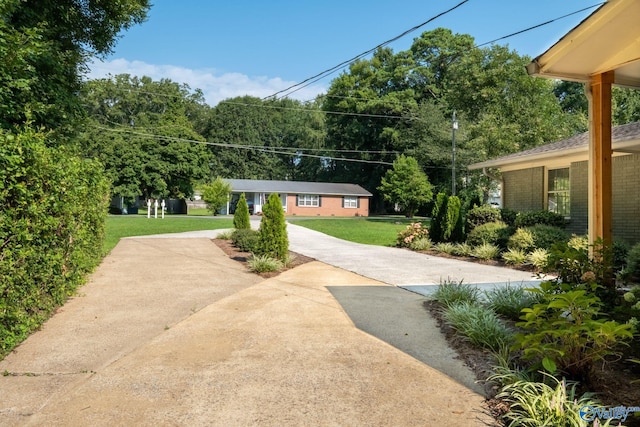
471 243 501 260
515 210 566 228
499 207 517 227
233 193 251 229
232 229 259 252
396 222 429 247
526 224 569 249
466 221 510 248
502 248 527 265
432 279 480 307
466 205 501 232
507 227 534 251
257 193 289 260
444 195 464 242
429 192 448 243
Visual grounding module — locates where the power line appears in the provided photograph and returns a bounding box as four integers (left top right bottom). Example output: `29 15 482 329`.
476 3 604 48
263 0 471 101
92 125 395 166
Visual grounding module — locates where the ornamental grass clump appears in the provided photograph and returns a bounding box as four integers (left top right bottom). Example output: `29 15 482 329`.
502 248 527 265
408 236 433 251
494 373 607 427
472 242 501 260
526 248 549 270
452 242 473 257
247 254 283 273
433 279 480 307
484 285 539 321
434 242 456 254
442 301 513 353
396 222 429 248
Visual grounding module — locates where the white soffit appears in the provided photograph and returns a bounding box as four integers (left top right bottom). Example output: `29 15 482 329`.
527 0 640 88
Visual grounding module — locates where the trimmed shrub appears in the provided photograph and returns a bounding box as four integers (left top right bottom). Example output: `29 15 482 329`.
515 210 566 228
231 228 259 252
466 221 511 248
233 193 251 229
445 195 464 242
257 193 289 260
507 227 535 251
526 224 569 249
0 129 109 356
625 242 640 279
466 205 501 232
500 207 517 227
430 192 448 243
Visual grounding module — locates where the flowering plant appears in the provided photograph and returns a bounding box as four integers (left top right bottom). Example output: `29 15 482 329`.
396 222 429 247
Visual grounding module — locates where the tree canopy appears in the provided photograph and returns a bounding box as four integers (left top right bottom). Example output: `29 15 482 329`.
378 155 433 218
77 74 211 200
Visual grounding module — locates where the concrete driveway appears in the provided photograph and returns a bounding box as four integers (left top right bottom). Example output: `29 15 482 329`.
0 223 516 426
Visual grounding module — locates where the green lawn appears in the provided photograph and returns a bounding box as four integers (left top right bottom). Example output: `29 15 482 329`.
104 215 233 254
288 217 428 246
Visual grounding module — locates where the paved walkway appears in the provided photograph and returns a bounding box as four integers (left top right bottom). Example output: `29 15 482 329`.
0 223 533 426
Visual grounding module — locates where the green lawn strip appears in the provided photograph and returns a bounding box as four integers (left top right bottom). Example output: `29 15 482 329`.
104 215 233 254
288 217 427 246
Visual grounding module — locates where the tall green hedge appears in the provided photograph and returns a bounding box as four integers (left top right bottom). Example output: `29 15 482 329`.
0 129 109 356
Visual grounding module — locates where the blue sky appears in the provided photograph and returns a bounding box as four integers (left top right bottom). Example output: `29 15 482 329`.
88 0 604 106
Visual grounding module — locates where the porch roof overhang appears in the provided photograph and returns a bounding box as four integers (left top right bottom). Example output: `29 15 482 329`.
525 0 640 88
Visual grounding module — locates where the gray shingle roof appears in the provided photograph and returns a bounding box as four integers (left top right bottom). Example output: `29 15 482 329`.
468 121 640 169
225 179 373 197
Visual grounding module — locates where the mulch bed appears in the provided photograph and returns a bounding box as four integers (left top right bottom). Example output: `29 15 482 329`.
212 238 315 278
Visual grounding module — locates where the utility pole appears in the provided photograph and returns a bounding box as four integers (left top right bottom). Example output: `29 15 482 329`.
452 111 458 196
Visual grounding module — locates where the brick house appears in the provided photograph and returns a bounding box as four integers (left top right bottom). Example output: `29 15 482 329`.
468 121 640 244
223 179 372 217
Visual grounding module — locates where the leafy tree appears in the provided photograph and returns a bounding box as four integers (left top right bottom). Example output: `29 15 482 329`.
257 193 288 260
0 0 149 133
198 96 326 181
233 193 251 229
378 155 433 218
77 74 212 200
202 177 231 216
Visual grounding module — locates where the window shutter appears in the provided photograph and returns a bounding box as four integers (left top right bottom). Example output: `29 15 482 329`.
318 195 322 207
296 195 300 206
342 197 345 208
357 198 360 208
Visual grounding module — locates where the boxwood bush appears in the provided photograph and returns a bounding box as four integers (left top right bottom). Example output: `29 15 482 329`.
526 224 569 249
0 129 109 356
466 221 511 248
466 205 502 232
515 210 566 228
231 228 259 252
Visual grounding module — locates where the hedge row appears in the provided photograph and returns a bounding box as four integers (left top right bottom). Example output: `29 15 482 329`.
0 129 109 356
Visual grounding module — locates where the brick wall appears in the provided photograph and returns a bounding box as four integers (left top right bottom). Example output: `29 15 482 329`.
285 194 370 217
503 167 544 212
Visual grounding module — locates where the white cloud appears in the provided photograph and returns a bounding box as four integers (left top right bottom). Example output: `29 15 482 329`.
85 58 327 106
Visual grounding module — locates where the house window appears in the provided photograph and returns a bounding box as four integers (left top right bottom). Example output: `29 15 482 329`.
343 196 358 208
297 194 320 207
548 168 570 217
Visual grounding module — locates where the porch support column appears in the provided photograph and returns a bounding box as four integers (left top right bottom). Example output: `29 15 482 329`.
586 71 614 246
